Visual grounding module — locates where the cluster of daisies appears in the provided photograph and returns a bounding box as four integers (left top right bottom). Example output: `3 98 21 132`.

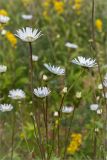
0 18 104 115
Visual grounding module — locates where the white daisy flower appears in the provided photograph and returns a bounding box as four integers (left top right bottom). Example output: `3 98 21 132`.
21 14 33 20
15 27 42 42
0 104 13 112
90 104 99 111
62 106 74 113
34 87 51 98
44 63 65 75
0 65 7 73
8 89 26 100
32 55 39 61
0 15 10 24
65 42 78 49
71 56 97 68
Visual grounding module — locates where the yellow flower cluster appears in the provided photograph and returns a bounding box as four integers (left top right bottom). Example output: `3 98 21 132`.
67 133 82 154
53 1 64 14
73 0 83 14
42 0 64 20
43 0 52 8
0 9 8 16
95 19 103 32
5 31 17 48
42 0 52 21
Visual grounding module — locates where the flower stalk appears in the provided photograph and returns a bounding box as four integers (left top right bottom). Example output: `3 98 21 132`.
91 0 107 153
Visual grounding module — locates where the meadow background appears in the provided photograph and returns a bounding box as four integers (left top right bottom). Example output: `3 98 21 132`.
0 0 107 160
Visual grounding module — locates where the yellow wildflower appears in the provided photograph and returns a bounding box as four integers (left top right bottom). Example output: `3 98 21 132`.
43 0 51 8
5 31 17 48
73 0 83 14
74 3 81 10
95 19 103 32
54 1 64 14
67 133 82 154
43 11 50 21
0 9 8 16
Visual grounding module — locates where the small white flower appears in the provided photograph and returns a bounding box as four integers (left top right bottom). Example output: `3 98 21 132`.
98 84 103 90
62 106 74 113
15 27 42 42
62 87 68 93
65 42 78 49
71 56 97 68
90 104 99 111
44 63 65 75
43 75 48 81
34 87 51 98
0 104 13 112
76 92 82 98
95 128 99 132
8 89 26 100
54 111 59 117
0 15 10 23
1 29 7 35
0 65 7 73
21 14 33 20
97 109 102 115
32 55 39 61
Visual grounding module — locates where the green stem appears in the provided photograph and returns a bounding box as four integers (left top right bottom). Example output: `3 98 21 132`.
11 110 16 160
91 0 107 153
18 103 31 154
31 115 45 160
28 42 46 159
63 108 76 160
45 97 48 160
29 42 33 101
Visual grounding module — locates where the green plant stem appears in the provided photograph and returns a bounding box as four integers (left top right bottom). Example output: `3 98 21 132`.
63 108 76 160
93 132 97 160
31 115 45 160
28 42 46 159
91 0 107 153
11 110 16 160
48 95 65 160
18 103 31 154
45 97 49 160
29 42 33 101
57 95 65 156
42 98 48 160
